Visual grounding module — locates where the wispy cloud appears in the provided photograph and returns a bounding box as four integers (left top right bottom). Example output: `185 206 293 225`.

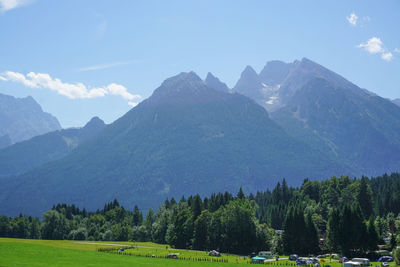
347 12 358 26
0 0 32 12
0 71 142 105
394 48 400 53
78 61 132 72
357 37 393 62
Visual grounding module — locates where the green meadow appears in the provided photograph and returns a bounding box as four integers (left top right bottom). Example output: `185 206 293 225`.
0 238 247 267
0 238 396 267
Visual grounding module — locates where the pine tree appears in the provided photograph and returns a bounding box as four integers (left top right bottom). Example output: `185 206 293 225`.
327 208 340 252
191 194 203 219
305 213 319 254
237 187 245 199
366 216 378 251
193 210 210 250
357 177 373 218
133 205 143 226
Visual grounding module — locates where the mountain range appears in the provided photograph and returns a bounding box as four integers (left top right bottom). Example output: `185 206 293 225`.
0 93 61 148
0 116 105 177
1 58 400 216
233 58 400 176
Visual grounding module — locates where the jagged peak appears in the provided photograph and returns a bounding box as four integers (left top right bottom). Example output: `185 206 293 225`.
147 71 211 103
161 71 203 87
242 65 258 77
205 72 230 93
205 72 216 80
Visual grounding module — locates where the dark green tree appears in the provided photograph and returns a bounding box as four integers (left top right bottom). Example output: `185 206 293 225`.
172 209 193 249
366 217 379 251
132 205 143 226
191 194 203 220
305 212 320 254
193 210 210 250
41 210 69 240
357 177 373 218
237 187 245 199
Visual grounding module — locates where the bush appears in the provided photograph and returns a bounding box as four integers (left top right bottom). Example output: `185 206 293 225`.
394 247 400 265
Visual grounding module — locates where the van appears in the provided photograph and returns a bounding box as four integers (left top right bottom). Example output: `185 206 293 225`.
351 258 370 266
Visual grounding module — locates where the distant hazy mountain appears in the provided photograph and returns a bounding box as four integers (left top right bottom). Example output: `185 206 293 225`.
233 58 400 176
393 98 400 107
205 72 230 93
233 66 265 101
0 93 61 145
0 72 350 216
0 117 105 177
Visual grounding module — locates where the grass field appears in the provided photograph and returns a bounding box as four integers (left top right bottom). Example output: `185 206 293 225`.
0 238 397 267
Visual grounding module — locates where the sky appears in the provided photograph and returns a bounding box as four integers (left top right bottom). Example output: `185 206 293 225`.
0 0 399 128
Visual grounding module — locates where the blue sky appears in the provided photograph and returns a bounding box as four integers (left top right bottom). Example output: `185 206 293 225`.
0 0 399 128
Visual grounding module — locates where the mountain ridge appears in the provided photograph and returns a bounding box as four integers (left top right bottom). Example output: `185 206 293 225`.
232 58 400 176
0 93 61 145
0 116 106 177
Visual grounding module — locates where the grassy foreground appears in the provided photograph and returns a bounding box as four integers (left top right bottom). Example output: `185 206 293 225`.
0 238 397 267
0 238 245 267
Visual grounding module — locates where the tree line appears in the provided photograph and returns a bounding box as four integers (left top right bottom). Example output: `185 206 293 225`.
1 172 400 256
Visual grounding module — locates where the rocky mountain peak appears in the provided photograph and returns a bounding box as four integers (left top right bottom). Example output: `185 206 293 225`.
205 72 230 93
259 60 293 86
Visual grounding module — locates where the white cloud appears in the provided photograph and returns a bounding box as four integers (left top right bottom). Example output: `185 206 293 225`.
394 48 400 53
358 37 384 54
0 71 141 102
106 83 139 101
357 37 395 62
381 52 393 62
347 12 358 26
78 61 131 72
0 0 32 12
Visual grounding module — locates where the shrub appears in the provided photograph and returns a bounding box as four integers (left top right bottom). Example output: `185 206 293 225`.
394 247 400 265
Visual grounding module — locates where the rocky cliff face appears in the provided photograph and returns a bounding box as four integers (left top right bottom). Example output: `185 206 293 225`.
0 93 61 145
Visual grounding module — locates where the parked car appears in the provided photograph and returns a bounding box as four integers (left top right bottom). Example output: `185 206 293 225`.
167 253 179 259
208 250 221 257
378 256 393 262
296 258 307 265
290 254 299 261
340 257 349 263
381 263 389 267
